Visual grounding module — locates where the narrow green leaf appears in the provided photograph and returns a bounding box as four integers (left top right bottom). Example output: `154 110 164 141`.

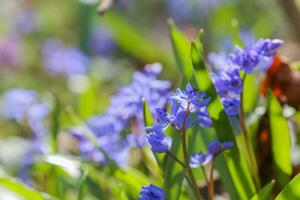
164 128 185 200
243 74 260 114
250 180 275 200
268 92 292 187
191 42 256 199
51 95 60 153
0 178 45 200
100 12 173 67
276 173 300 200
168 20 193 82
142 99 154 127
79 82 96 120
77 170 89 200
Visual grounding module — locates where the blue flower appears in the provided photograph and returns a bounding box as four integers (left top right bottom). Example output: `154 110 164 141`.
126 133 146 148
189 140 234 168
208 140 222 155
70 63 171 165
208 140 235 156
223 141 234 150
190 153 213 168
221 97 240 117
146 130 172 153
229 38 283 74
2 89 37 122
89 26 115 57
170 83 210 113
2 88 49 136
255 39 283 57
42 39 88 77
139 184 165 200
229 46 260 74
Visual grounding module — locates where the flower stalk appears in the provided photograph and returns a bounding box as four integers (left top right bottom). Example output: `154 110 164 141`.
180 102 203 200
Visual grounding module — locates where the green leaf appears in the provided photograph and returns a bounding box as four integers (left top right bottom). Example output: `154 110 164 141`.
191 42 256 199
142 99 154 127
114 168 150 197
243 74 260 114
268 92 292 187
0 178 46 200
50 95 61 153
168 20 193 82
275 173 300 200
250 180 275 200
100 12 173 67
291 60 300 70
78 81 96 120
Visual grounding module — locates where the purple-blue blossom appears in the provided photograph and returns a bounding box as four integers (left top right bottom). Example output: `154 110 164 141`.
70 63 171 165
2 89 37 122
14 8 38 35
70 126 129 166
42 39 89 77
146 130 172 153
189 140 234 168
170 83 211 113
190 153 213 168
221 97 240 116
229 39 283 74
139 184 165 200
89 26 115 56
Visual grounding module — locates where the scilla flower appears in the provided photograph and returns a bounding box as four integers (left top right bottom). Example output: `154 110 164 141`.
146 130 172 153
170 83 211 113
229 38 283 74
139 184 165 200
190 140 234 168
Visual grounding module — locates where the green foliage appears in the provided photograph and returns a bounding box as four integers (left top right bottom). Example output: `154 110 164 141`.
168 19 193 82
250 180 275 200
276 174 300 200
268 92 292 187
0 178 52 200
191 37 256 199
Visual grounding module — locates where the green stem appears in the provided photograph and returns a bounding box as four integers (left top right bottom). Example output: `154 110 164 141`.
201 166 209 187
167 151 186 168
240 74 260 189
208 159 215 200
180 103 203 200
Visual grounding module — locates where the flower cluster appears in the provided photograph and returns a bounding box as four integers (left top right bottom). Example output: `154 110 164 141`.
146 83 212 153
229 39 283 74
70 63 171 165
190 140 234 168
2 88 49 136
139 184 165 200
42 39 89 77
209 38 283 116
1 88 50 185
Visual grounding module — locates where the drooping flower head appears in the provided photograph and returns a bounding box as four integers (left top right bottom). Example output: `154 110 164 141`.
146 130 172 153
139 184 165 200
190 153 213 168
189 140 234 168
